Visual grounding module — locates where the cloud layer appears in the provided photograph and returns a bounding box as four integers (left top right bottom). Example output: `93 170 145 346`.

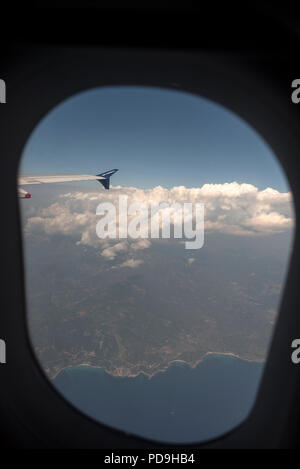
24 182 294 266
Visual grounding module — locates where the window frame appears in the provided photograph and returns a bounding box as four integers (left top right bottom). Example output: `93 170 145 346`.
0 45 299 448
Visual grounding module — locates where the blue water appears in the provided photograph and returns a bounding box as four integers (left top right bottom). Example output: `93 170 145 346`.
53 354 264 443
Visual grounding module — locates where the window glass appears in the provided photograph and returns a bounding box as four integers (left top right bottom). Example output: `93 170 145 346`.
19 86 294 443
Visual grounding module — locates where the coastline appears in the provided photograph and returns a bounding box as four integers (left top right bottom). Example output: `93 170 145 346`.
50 351 265 381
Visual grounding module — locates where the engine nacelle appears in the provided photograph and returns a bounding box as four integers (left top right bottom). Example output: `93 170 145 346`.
18 188 31 198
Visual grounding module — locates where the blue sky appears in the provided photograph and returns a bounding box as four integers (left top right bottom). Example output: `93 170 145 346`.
20 86 290 192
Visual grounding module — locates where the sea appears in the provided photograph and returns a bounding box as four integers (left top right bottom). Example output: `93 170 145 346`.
53 354 264 444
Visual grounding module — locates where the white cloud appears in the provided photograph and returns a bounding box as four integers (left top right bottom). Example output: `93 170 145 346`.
24 182 294 262
130 239 151 251
244 212 292 233
114 258 144 269
101 241 129 260
187 258 195 265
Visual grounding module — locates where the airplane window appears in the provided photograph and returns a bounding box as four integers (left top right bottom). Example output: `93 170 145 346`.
18 86 295 444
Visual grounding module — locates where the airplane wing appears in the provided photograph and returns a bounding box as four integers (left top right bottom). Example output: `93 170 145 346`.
18 169 118 198
19 174 105 185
